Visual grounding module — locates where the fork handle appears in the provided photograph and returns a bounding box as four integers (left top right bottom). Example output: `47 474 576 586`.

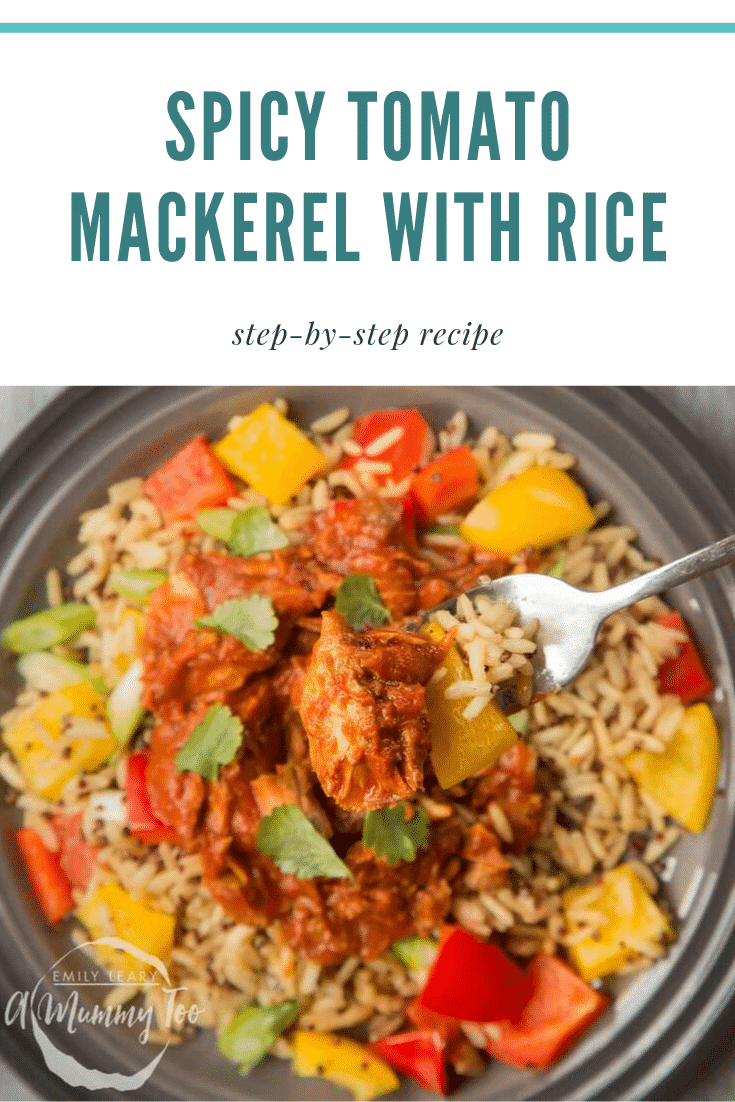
594 532 735 617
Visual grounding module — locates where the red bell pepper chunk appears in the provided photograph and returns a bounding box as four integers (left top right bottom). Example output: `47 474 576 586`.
17 827 75 924
418 927 533 1023
50 812 99 892
145 434 234 522
410 446 480 524
127 753 178 844
341 409 435 489
656 611 715 704
487 954 610 1070
405 997 462 1042
370 1030 448 1097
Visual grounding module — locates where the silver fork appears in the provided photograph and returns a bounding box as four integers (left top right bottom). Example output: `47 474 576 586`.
412 533 735 697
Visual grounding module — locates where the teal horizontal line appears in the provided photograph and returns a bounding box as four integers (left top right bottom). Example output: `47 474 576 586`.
0 22 733 32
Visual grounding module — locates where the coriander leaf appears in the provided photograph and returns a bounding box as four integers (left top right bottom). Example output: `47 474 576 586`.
229 506 289 557
362 802 430 866
335 574 390 631
175 703 244 780
197 595 278 651
256 805 353 880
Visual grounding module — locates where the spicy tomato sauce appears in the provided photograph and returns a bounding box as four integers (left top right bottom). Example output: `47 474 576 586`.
141 496 541 962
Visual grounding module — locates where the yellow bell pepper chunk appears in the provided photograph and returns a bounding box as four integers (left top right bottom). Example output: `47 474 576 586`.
424 622 518 789
214 403 326 505
562 865 673 981
460 465 596 556
624 703 719 832
2 682 115 801
291 1030 399 1101
76 882 175 979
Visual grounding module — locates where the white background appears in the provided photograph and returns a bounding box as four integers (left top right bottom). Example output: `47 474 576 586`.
0 21 733 380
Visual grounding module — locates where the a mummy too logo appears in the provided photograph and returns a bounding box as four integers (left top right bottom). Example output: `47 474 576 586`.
4 937 201 1090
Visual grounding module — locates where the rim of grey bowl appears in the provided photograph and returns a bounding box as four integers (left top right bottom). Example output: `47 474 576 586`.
0 386 734 1102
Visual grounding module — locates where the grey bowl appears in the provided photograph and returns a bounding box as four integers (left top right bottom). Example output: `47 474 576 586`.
0 386 734 1102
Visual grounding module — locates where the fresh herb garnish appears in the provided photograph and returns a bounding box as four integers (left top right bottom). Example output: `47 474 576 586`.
195 508 237 542
196 595 278 651
509 708 530 734
548 560 566 579
228 507 289 557
362 802 430 866
1 604 96 654
424 523 462 536
392 935 439 973
107 569 167 604
175 703 244 780
256 805 353 880
107 659 145 754
195 506 289 558
218 1001 305 1075
335 574 390 631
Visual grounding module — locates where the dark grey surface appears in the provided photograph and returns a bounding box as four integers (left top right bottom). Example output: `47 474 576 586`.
1 387 735 1102
0 389 67 1102
639 388 735 1102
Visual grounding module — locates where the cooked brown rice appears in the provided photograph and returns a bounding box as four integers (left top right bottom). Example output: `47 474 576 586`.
0 405 702 1080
